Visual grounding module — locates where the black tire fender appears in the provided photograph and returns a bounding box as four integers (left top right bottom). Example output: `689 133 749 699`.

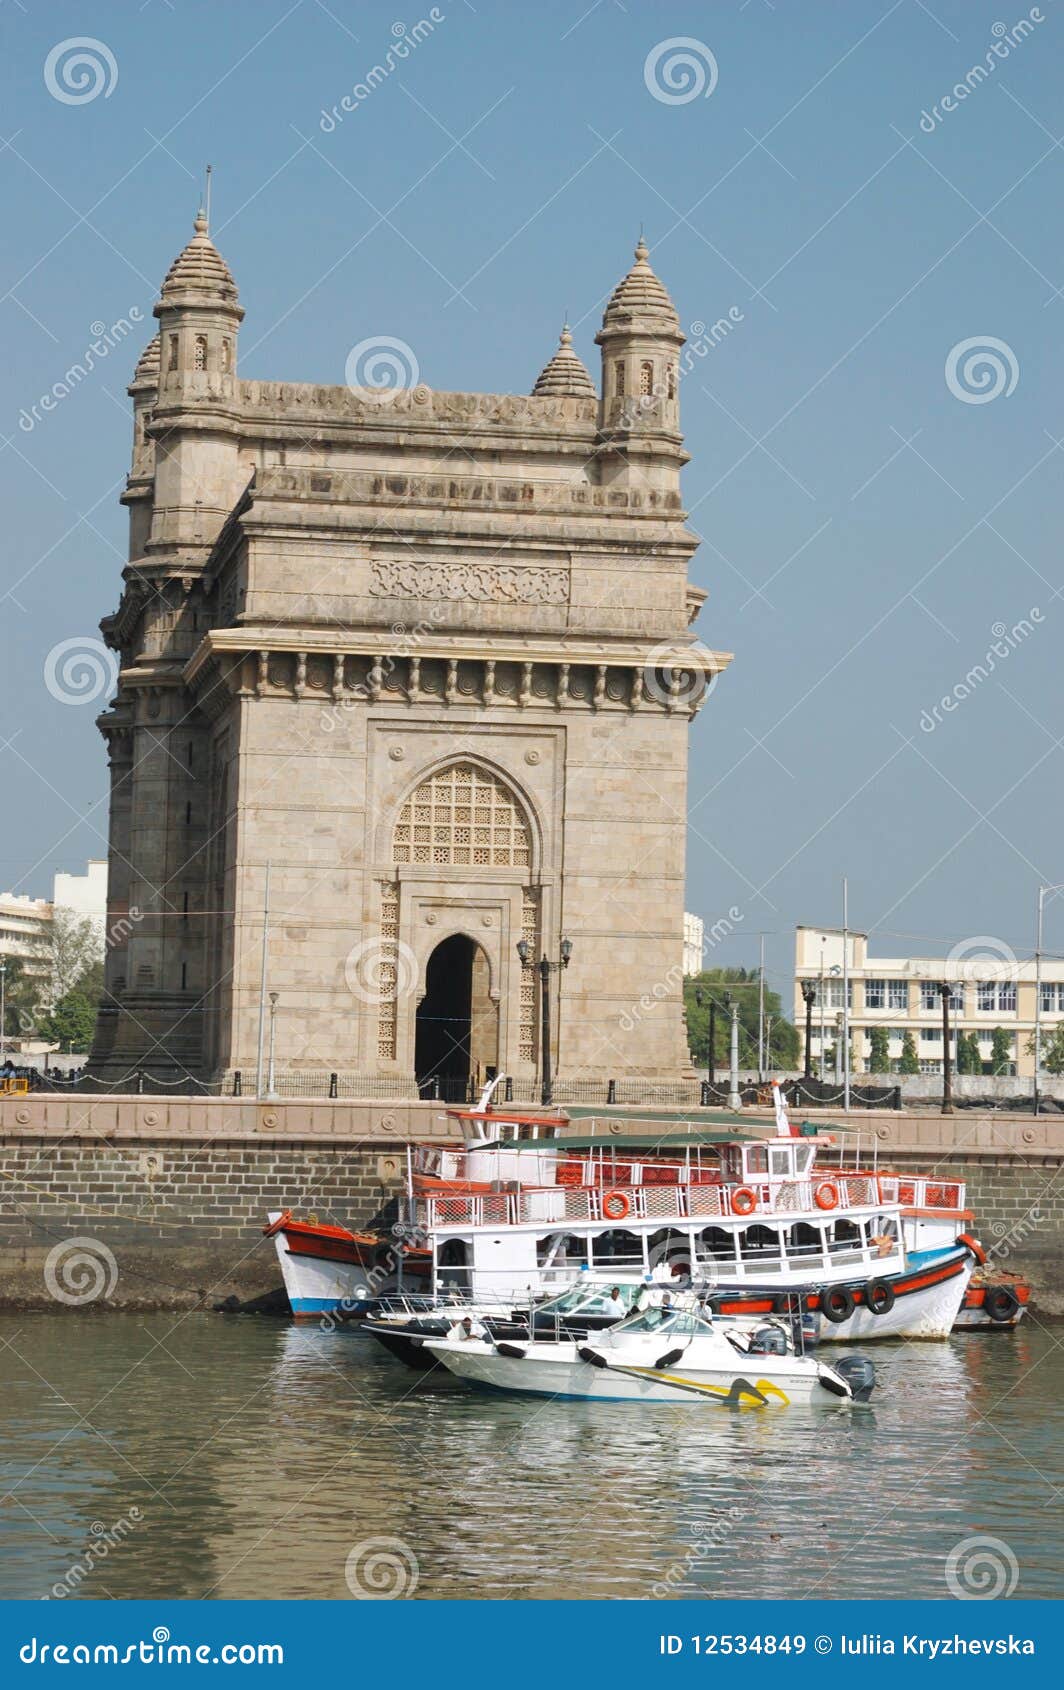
820 1286 856 1324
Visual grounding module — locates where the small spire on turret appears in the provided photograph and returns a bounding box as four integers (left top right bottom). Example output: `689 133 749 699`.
532 320 596 399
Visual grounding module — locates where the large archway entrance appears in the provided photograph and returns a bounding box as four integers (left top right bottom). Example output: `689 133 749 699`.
415 934 499 1098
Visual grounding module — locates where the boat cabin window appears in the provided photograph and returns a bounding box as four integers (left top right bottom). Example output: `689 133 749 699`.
589 1229 644 1269
828 1219 862 1255
743 1143 769 1177
537 1285 637 1316
768 1145 795 1178
535 1233 586 1268
697 1225 737 1264
786 1221 824 1258
794 1145 815 1176
739 1225 782 1262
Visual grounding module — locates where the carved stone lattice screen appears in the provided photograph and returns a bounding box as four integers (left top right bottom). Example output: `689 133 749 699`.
393 763 531 868
377 881 400 1060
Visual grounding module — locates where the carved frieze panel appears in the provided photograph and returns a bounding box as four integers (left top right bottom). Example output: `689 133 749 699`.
369 559 568 605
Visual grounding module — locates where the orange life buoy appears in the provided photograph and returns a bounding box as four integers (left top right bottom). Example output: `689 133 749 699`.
957 1231 987 1265
814 1181 840 1212
602 1190 630 1221
732 1186 758 1216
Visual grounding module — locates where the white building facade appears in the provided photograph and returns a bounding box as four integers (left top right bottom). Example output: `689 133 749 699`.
794 925 1061 1079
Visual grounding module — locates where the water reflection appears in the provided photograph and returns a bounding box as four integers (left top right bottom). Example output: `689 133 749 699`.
0 1314 1060 1600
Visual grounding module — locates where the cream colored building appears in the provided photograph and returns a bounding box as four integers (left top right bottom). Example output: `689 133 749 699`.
794 926 1063 1078
87 211 730 1092
0 861 108 977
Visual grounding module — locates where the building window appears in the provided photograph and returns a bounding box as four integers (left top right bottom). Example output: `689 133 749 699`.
667 364 677 400
920 1029 940 1043
639 360 654 397
614 360 626 397
1041 982 1064 1012
221 338 231 372
393 762 531 869
977 980 1016 1012
824 979 852 1010
887 980 907 1010
168 335 179 371
920 981 962 1011
194 335 207 372
865 978 885 1010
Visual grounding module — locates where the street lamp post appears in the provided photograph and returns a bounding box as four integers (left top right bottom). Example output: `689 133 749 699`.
834 1013 843 1084
938 980 954 1116
800 980 816 1080
266 991 279 1100
517 937 572 1106
724 991 741 1110
0 959 7 1066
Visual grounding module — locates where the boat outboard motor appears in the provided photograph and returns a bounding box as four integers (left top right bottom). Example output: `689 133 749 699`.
748 1325 788 1357
832 1354 876 1403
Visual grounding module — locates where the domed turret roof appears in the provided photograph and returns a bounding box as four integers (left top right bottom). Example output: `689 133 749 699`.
159 211 240 305
600 237 680 334
131 334 160 385
532 324 596 398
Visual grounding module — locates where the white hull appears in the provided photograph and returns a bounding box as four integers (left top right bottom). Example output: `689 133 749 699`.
812 1255 972 1341
428 1340 847 1407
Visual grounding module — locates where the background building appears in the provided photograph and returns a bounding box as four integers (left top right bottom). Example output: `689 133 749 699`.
0 860 107 976
794 925 1061 1078
682 913 704 976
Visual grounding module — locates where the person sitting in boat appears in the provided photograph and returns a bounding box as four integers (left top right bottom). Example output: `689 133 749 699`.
607 1286 624 1311
448 1315 488 1342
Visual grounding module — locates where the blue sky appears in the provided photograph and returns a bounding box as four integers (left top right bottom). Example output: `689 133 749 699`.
2 0 1062 1006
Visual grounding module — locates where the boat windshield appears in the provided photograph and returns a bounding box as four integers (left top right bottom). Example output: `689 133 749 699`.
614 1307 713 1338
533 1285 637 1316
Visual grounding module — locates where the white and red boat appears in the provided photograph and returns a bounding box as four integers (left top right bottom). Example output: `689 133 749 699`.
265 1086 992 1340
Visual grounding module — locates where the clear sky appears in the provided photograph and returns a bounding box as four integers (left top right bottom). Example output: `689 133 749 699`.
2 0 1062 1008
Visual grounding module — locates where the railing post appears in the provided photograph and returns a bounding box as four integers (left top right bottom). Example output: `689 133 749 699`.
233 1070 242 1096
136 1069 145 1095
504 1075 513 1103
607 1078 616 1105
892 1085 901 1111
700 1079 710 1107
329 1071 338 1099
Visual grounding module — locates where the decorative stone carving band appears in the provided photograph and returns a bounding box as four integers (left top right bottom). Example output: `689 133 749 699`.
370 559 568 605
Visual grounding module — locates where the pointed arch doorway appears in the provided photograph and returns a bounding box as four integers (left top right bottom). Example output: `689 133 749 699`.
415 933 499 1098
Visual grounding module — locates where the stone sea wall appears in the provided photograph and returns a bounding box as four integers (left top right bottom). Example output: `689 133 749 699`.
0 1096 1060 1312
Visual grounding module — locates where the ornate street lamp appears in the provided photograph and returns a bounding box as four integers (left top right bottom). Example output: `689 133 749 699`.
517 938 572 1105
800 979 816 1080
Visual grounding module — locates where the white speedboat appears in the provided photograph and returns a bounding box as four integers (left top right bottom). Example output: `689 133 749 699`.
426 1300 875 1407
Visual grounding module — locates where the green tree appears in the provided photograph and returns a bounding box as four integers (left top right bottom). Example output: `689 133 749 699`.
989 1027 1012 1075
47 911 103 1007
957 1031 982 1074
0 956 48 1042
867 1026 890 1073
36 989 98 1052
1026 1024 1064 1075
683 967 799 1071
899 1030 919 1075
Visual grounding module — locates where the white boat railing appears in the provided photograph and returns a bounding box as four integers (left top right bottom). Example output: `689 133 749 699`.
421 1172 912 1231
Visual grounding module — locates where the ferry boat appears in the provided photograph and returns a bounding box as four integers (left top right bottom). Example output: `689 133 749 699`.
265 1089 982 1339
425 1297 877 1407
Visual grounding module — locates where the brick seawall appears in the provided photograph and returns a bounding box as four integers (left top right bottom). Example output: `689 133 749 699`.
0 1095 1060 1313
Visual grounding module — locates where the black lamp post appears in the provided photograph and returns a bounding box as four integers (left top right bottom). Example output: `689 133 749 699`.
938 980 954 1116
517 937 572 1106
800 980 816 1080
